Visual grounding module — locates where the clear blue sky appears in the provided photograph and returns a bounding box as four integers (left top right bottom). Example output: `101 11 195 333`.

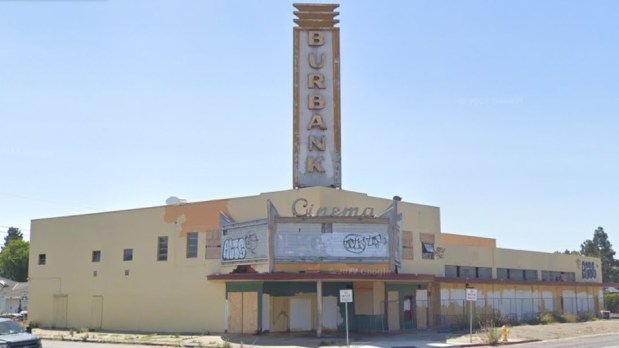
1 0 617 253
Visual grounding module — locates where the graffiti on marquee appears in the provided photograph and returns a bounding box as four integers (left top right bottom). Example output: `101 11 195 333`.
222 233 259 261
342 233 387 254
581 260 597 280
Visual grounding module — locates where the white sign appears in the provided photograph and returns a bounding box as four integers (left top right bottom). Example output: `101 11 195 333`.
340 289 353 303
466 288 478 301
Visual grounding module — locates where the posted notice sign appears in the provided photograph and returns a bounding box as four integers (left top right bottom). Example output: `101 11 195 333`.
466 288 478 301
340 289 353 303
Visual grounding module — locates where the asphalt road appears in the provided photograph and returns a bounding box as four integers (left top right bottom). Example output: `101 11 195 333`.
508 333 619 348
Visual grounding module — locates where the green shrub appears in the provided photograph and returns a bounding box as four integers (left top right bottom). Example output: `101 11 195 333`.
577 312 595 322
606 293 619 313
538 311 556 324
559 312 578 323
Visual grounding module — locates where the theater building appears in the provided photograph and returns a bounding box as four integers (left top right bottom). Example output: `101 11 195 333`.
29 4 603 335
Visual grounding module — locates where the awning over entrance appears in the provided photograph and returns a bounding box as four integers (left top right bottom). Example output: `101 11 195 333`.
207 272 436 282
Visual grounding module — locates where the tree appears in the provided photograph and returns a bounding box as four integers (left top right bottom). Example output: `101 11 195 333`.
580 227 618 283
0 239 29 281
3 227 23 249
561 249 581 255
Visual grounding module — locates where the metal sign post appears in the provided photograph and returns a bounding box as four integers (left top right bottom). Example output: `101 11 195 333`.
466 287 478 344
339 289 353 346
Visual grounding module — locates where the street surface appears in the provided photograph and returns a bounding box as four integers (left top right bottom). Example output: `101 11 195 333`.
515 333 619 348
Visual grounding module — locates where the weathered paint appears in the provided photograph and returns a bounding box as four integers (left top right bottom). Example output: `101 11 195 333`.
164 200 230 237
441 233 496 248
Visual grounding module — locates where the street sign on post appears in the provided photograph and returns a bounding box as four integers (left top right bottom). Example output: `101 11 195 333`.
466 287 477 343
466 288 478 302
340 289 353 303
339 289 353 346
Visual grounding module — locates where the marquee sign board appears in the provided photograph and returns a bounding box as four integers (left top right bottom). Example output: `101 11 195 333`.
273 221 390 262
293 3 341 189
221 220 268 264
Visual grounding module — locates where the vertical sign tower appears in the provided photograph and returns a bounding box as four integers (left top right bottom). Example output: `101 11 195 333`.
293 4 341 188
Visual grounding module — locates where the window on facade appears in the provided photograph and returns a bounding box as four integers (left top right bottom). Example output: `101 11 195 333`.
422 243 435 259
496 268 508 280
187 232 198 258
445 265 458 277
459 266 476 278
204 230 221 260
158 236 168 261
524 269 538 281
402 231 414 260
496 268 538 281
542 270 575 282
477 267 492 279
445 265 492 279
123 248 133 261
321 223 333 233
38 254 46 265
92 250 101 262
509 269 524 280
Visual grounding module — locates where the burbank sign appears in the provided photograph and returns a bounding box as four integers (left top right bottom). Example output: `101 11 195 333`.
293 4 342 189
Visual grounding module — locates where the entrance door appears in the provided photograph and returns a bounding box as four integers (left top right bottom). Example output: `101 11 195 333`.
289 298 312 331
387 291 400 331
228 292 258 334
53 295 68 329
322 296 338 330
270 297 289 332
90 296 103 330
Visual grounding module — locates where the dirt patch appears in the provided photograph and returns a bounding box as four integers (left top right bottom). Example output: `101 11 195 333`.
506 319 619 341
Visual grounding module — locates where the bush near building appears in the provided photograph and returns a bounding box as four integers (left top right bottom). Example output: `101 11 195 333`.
606 293 619 313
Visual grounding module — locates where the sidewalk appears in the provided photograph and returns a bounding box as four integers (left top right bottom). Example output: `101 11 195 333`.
32 327 550 347
32 328 460 347
30 319 619 347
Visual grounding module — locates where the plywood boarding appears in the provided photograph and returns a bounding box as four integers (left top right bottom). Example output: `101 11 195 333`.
354 282 374 315
402 231 413 259
242 292 258 334
205 229 220 259
228 292 243 333
270 297 289 332
387 291 399 331
322 296 338 330
416 290 427 329
228 292 258 334
290 298 312 331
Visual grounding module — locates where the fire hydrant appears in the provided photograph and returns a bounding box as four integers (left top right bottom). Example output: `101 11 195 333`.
500 325 510 343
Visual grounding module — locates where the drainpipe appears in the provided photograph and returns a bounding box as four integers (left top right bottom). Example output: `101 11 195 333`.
317 280 323 337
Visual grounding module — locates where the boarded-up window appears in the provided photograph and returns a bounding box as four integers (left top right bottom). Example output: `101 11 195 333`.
402 231 413 259
354 282 374 315
205 229 220 259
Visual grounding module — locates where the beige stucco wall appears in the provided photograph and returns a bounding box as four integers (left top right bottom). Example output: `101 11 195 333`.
29 186 601 333
30 206 226 333
29 187 411 332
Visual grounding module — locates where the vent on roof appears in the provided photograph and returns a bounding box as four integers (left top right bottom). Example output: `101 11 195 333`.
165 196 187 205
